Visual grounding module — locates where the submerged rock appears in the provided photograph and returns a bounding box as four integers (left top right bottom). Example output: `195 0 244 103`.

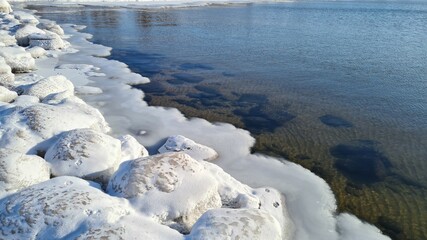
45 128 121 184
188 208 282 240
0 148 50 195
108 152 222 233
158 135 218 161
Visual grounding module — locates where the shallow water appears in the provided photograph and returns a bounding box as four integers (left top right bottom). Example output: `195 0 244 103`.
31 1 427 239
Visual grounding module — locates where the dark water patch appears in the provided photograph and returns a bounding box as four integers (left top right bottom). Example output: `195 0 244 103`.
179 63 214 70
319 114 353 128
222 71 235 77
236 93 269 105
233 106 292 134
331 140 392 184
377 216 406 240
110 50 165 77
167 73 204 85
132 81 166 95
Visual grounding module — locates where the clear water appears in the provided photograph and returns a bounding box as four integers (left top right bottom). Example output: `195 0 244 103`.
32 2 427 239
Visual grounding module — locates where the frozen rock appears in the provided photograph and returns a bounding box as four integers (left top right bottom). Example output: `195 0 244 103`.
0 30 16 46
0 148 50 194
0 85 16 102
108 152 222 233
0 176 184 240
38 19 64 36
23 75 74 100
12 11 39 25
158 135 218 161
118 134 149 163
0 0 12 14
29 31 65 50
188 208 282 240
0 46 35 73
45 128 121 184
15 24 45 46
20 100 110 139
27 46 46 58
11 95 39 108
0 56 13 86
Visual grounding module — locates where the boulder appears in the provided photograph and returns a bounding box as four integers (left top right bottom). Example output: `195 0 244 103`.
0 46 35 73
108 152 222 233
118 134 149 163
0 85 16 102
0 30 16 46
0 0 12 14
0 148 50 194
38 19 64 36
0 176 184 240
188 208 282 240
27 46 46 58
15 24 45 46
23 75 74 100
158 135 218 161
45 128 121 184
28 31 65 50
0 56 13 86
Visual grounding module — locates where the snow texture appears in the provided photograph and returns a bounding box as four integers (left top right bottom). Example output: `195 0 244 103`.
158 135 219 161
0 46 35 72
45 128 121 184
0 148 50 195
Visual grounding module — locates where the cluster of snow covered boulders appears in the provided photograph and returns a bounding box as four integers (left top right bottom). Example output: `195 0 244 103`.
0 1 288 239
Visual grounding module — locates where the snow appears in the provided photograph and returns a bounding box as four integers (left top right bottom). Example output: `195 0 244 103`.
0 30 16 46
0 2 392 240
22 74 74 100
45 128 122 184
0 0 12 14
158 135 219 161
0 85 16 102
26 45 46 58
28 30 65 49
14 24 45 46
0 46 35 72
0 148 50 195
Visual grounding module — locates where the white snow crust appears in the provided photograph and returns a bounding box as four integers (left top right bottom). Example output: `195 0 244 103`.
159 134 219 161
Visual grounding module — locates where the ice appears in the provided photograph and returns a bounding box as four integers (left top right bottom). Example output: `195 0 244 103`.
0 46 35 72
158 135 219 161
0 85 16 102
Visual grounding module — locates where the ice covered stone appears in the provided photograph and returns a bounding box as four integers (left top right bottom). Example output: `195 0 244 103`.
0 176 184 240
118 134 149 163
188 208 282 240
0 148 50 195
0 30 16 46
0 46 35 73
0 56 13 86
27 46 46 58
38 19 64 36
0 85 16 102
158 135 218 161
29 31 65 50
108 152 222 232
0 0 12 14
23 75 74 100
15 24 45 46
45 128 121 184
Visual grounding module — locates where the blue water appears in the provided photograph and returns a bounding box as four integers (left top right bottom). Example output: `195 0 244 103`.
32 2 427 239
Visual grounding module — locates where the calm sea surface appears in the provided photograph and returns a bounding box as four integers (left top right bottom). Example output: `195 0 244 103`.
32 1 427 239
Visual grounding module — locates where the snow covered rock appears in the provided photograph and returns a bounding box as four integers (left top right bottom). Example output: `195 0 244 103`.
118 134 149 163
0 85 16 102
188 208 282 240
0 30 16 46
0 0 12 14
0 176 184 240
0 56 13 86
23 75 74 100
45 128 121 184
12 11 39 25
27 46 46 58
15 24 45 46
38 19 64 36
158 135 218 161
0 46 35 73
108 152 222 233
0 148 50 195
11 95 39 108
29 31 65 50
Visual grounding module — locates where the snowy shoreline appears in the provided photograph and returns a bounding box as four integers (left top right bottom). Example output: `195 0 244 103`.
0 1 391 239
